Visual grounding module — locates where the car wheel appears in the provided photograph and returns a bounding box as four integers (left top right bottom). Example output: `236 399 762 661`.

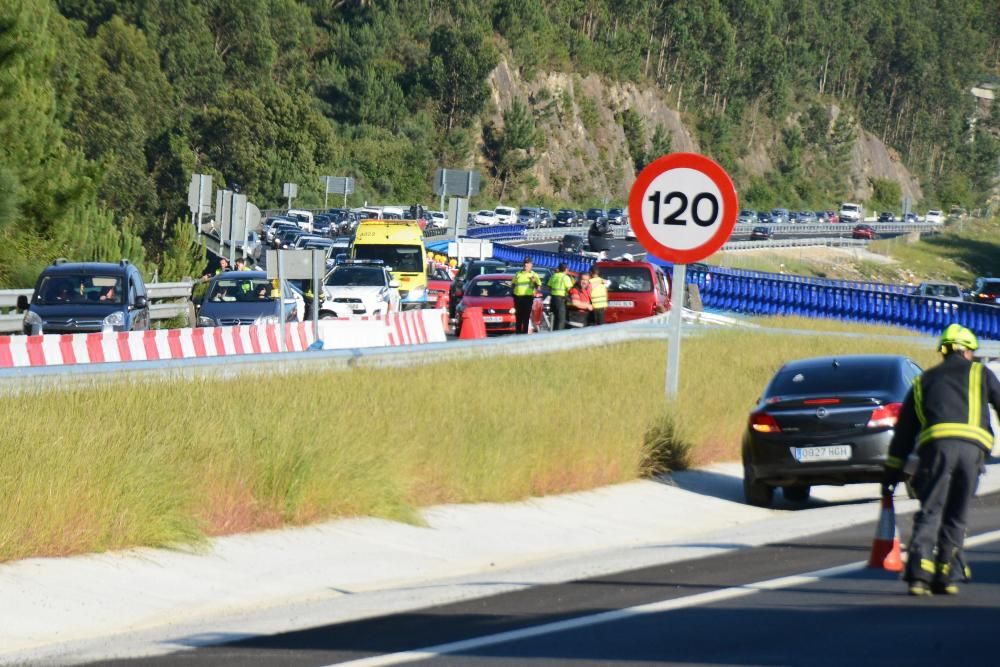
743 453 773 507
782 485 811 502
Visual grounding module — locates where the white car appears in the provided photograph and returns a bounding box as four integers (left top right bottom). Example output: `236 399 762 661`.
427 211 449 228
320 263 400 318
474 210 497 225
925 209 943 224
494 206 516 225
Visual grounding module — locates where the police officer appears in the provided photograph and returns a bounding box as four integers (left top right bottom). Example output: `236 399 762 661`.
588 266 608 325
547 263 574 330
511 257 541 334
883 324 1000 596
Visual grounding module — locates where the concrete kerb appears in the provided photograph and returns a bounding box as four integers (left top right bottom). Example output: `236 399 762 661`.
4 462 999 665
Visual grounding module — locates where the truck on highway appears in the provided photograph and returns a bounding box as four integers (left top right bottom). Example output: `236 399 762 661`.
351 220 428 308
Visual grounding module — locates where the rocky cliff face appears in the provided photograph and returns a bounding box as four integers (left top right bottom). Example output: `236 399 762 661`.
486 58 922 205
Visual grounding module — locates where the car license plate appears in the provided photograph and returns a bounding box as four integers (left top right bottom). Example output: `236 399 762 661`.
482 316 504 323
609 300 634 308
791 445 852 462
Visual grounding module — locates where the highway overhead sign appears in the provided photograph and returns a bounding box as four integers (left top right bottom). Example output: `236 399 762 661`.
627 153 738 264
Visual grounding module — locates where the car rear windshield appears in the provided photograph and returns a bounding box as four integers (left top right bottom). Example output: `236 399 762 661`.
766 360 898 397
467 279 512 298
207 278 276 302
326 267 385 287
353 244 422 272
921 284 961 298
602 267 654 292
36 274 124 305
978 280 1000 293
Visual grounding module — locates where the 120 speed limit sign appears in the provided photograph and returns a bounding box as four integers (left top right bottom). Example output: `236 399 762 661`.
627 153 738 264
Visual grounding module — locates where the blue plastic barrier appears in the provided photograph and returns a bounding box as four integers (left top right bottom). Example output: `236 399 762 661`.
466 225 527 241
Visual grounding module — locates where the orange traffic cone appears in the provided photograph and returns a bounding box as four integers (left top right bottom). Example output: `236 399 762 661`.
458 306 487 339
868 492 904 572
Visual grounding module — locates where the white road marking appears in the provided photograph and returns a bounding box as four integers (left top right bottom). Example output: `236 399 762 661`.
329 528 1000 666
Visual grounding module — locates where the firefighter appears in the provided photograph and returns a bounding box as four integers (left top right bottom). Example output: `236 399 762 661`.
511 257 541 334
882 324 1000 596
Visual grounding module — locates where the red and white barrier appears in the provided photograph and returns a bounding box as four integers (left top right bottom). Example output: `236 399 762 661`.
0 310 447 369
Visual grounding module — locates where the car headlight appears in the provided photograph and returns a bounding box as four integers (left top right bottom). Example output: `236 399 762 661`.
23 310 42 326
103 311 125 328
508 308 516 314
196 315 216 327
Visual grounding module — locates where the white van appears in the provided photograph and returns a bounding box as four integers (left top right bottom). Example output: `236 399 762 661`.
839 202 863 223
286 209 314 233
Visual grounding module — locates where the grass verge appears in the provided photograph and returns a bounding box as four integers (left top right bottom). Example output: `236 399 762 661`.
0 327 939 562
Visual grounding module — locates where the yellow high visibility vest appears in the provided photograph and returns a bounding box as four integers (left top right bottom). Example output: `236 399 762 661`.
512 270 539 297
914 362 994 451
590 277 608 309
547 272 573 297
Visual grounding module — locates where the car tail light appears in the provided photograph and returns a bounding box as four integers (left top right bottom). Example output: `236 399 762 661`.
867 402 902 429
749 411 781 433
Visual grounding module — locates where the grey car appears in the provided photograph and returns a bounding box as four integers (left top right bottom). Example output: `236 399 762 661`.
194 271 299 327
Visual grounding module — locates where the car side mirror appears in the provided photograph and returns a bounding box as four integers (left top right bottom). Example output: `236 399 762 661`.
134 295 148 309
389 280 400 289
16 295 29 312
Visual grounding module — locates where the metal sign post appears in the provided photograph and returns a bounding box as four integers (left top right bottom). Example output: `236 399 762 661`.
311 249 322 342
665 263 686 396
188 174 212 232
282 182 298 210
627 153 738 400
436 169 480 215
229 193 247 266
276 250 286 352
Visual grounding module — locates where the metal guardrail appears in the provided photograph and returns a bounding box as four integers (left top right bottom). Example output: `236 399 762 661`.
0 282 195 333
724 237 871 251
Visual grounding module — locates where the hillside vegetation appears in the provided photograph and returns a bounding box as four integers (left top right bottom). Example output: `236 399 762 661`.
0 1 997 285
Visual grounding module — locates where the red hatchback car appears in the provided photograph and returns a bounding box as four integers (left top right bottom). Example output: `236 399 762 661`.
455 273 543 336
594 260 671 323
852 224 877 240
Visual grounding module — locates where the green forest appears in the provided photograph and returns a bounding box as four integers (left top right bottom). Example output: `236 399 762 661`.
0 0 997 286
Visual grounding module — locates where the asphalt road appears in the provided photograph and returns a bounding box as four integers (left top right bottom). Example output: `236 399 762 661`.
101 492 1000 667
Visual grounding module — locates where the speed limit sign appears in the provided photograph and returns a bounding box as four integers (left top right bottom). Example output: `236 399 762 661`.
627 153 738 264
628 152 738 399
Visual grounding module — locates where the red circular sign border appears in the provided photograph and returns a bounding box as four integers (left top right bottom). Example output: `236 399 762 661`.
627 152 738 264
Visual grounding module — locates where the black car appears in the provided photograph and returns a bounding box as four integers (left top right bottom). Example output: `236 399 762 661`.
607 208 625 224
969 277 1000 305
756 211 773 225
194 271 299 327
585 208 607 222
558 234 585 255
878 211 896 222
749 226 771 241
742 355 922 506
20 259 150 334
448 259 509 319
588 221 614 252
554 209 578 226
